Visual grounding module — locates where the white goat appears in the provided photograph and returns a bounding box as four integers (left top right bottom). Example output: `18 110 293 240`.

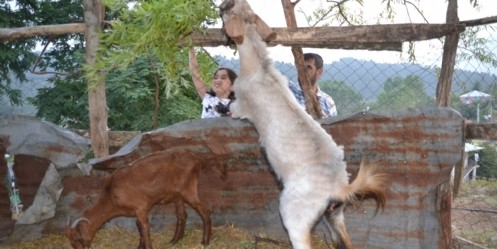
219 1 386 249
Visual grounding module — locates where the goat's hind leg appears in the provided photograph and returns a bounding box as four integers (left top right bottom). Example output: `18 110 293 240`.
182 185 212 245
279 186 330 249
135 208 153 249
324 201 353 249
170 198 187 244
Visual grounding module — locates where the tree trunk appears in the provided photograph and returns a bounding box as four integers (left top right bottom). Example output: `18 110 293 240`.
436 0 460 107
438 0 462 196
84 0 109 157
281 0 322 119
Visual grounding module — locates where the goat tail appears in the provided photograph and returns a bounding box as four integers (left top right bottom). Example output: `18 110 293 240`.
343 161 387 214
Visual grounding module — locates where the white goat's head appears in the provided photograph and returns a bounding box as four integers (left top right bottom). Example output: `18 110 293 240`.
219 0 276 45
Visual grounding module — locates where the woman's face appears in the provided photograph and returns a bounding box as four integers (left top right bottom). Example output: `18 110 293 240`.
212 69 233 99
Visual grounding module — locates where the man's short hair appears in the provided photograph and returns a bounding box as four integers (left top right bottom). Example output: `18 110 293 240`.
304 53 323 70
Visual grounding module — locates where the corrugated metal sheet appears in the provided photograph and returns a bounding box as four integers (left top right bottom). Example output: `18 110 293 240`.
86 107 463 249
0 115 90 169
325 108 464 248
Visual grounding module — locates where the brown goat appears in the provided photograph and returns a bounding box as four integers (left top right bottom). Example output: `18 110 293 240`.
66 150 218 249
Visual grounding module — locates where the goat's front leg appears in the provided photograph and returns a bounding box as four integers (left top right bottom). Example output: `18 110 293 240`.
170 198 187 244
187 200 211 246
136 209 153 249
136 219 145 249
229 98 251 120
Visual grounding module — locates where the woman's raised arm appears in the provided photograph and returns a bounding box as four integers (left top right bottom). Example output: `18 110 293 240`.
189 48 208 99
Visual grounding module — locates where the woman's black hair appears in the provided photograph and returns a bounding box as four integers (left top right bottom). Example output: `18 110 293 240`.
205 67 237 116
206 67 237 101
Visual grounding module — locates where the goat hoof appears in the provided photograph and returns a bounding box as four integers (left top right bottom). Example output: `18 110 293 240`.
169 238 179 244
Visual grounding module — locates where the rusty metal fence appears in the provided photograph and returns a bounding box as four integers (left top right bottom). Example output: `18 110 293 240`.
1 23 497 248
210 27 497 248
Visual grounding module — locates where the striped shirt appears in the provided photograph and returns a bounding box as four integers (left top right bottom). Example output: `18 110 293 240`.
288 80 337 118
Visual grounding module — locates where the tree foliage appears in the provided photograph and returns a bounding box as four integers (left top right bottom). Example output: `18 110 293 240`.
304 0 495 66
2 0 496 132
374 74 434 111
320 80 366 115
458 26 497 71
2 0 222 130
450 82 494 123
87 0 218 89
478 141 497 179
1 0 37 105
29 53 216 131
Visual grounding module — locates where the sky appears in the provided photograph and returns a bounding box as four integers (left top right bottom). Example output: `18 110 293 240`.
206 0 497 72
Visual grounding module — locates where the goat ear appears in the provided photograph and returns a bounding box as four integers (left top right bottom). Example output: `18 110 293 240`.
253 14 276 43
224 14 244 44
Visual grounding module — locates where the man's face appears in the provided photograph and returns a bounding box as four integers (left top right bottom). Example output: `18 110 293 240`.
304 58 323 86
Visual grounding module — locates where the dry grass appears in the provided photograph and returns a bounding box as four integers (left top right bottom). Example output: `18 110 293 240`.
0 224 335 249
452 179 497 248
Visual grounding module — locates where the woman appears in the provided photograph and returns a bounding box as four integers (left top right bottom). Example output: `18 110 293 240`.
189 49 238 118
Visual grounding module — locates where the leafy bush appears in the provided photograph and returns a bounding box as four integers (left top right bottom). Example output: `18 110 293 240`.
29 53 216 131
478 142 497 179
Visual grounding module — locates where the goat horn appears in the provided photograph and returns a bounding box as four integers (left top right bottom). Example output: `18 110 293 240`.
70 217 90 229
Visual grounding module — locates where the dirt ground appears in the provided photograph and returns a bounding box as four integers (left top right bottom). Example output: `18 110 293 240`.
451 180 497 248
0 225 334 249
1 179 495 249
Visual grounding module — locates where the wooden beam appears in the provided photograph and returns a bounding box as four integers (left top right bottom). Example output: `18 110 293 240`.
0 23 86 41
192 23 466 51
461 15 497 27
466 123 497 140
1 23 465 51
193 28 403 51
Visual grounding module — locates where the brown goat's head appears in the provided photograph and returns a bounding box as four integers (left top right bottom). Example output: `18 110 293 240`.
66 217 91 249
219 0 276 45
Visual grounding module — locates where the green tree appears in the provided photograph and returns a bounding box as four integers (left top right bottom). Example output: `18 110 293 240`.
451 82 495 123
2 0 220 130
88 0 218 83
478 142 497 179
1 0 38 105
3 0 496 130
30 53 217 131
452 94 493 122
320 80 366 116
374 74 434 112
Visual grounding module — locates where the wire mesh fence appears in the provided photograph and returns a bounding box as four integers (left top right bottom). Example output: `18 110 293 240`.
1 22 497 248
208 24 497 122
452 179 497 248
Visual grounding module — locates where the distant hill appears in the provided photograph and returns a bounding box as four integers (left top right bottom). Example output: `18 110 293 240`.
3 57 496 115
217 56 497 101
0 72 52 115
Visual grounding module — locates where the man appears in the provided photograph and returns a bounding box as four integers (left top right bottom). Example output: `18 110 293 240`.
288 53 337 118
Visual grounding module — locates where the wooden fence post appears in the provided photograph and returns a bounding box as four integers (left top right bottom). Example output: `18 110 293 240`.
83 0 109 157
